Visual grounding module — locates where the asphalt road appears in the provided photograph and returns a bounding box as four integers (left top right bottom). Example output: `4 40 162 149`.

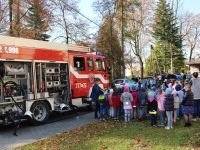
0 111 94 150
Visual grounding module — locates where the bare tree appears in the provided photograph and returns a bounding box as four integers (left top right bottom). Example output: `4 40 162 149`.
182 12 200 62
49 0 90 44
0 0 9 34
126 0 155 78
124 52 137 77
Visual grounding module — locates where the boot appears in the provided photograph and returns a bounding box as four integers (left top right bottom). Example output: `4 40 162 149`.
184 123 189 127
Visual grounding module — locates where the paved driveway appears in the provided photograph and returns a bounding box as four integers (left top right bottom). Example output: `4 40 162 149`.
0 112 94 150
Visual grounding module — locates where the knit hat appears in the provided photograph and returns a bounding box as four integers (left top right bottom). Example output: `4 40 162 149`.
175 85 181 91
168 83 172 88
151 86 156 91
165 88 172 95
131 86 137 92
124 86 129 92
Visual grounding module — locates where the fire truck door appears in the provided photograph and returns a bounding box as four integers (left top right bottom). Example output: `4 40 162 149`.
72 56 89 97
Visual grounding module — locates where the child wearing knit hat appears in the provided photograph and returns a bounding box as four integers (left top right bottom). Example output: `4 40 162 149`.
164 88 174 129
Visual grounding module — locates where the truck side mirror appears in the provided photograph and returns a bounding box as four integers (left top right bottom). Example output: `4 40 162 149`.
107 67 111 74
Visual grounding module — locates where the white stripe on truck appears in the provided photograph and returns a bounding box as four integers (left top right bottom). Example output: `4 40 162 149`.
69 66 109 84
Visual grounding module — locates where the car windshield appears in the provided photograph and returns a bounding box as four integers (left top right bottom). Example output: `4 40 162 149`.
115 80 124 84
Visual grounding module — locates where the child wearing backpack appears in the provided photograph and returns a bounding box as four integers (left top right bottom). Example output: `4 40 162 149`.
98 93 106 121
121 86 133 123
147 87 158 127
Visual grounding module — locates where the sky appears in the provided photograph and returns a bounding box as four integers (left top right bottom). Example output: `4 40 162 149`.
78 0 200 40
79 0 200 25
78 0 200 76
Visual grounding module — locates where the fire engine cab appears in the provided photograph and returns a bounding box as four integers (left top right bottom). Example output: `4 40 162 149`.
0 35 109 125
68 51 109 105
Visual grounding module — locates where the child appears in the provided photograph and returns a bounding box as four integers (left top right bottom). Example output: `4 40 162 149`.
173 92 179 123
104 88 109 118
121 86 133 123
182 84 194 127
164 88 174 129
111 87 121 121
175 84 184 119
157 89 165 126
98 93 106 121
147 88 158 127
138 87 148 120
131 87 139 120
108 88 114 118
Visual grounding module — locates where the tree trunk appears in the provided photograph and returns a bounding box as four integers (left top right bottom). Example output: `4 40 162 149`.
9 0 13 35
189 49 193 62
138 56 144 78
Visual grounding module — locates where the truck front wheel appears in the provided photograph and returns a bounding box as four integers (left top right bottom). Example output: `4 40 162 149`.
30 101 50 125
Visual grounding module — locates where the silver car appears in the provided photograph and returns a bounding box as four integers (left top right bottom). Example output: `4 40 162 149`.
114 79 132 89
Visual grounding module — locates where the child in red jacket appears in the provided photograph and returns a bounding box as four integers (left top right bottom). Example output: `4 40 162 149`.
131 87 139 119
110 87 121 121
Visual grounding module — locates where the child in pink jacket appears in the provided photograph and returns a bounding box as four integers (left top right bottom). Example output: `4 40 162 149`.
157 89 165 126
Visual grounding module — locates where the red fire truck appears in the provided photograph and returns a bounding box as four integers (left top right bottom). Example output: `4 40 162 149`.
0 35 109 125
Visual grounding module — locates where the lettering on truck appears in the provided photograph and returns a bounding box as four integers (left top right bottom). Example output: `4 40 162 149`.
0 46 19 54
75 83 87 88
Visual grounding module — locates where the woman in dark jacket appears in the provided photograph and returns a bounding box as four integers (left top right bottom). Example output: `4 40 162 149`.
182 84 194 127
164 88 174 129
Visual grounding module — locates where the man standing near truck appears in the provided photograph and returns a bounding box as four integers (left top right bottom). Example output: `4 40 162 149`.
90 78 104 119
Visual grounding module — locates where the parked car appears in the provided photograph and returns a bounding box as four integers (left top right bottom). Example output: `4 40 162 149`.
114 79 132 89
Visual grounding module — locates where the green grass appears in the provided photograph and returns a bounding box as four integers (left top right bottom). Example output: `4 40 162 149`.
16 119 200 150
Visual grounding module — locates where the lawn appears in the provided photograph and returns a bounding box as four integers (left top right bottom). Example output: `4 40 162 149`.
16 119 200 150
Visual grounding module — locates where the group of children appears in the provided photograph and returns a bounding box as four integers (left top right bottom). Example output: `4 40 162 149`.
97 80 194 129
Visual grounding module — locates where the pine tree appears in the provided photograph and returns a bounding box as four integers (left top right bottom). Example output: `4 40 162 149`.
26 0 50 41
151 0 184 74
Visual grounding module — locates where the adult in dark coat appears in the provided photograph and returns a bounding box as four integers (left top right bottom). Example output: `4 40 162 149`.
182 84 194 127
90 78 104 118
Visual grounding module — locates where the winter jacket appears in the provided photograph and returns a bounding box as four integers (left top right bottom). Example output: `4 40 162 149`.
147 100 157 113
157 94 165 111
90 83 104 103
138 89 148 107
177 90 184 103
182 90 194 106
164 94 174 111
191 78 200 100
131 91 139 108
111 92 121 108
121 92 133 109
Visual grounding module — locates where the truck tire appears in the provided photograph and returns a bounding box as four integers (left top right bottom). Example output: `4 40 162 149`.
30 101 50 125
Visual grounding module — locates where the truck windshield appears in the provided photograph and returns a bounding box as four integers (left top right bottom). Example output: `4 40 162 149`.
95 59 105 71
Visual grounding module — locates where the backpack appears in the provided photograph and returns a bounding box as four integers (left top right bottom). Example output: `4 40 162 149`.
98 94 106 103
